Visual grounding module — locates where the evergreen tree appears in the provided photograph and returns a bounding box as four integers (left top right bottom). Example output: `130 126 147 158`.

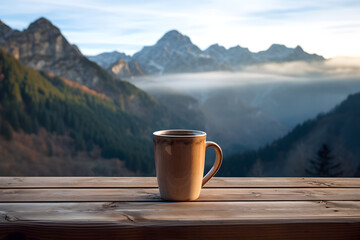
306 144 343 177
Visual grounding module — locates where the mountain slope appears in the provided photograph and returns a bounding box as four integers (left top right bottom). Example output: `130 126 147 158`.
0 49 162 175
219 91 360 177
200 92 287 153
0 18 159 119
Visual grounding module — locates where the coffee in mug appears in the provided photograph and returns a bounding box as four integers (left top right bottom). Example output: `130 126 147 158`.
153 129 223 201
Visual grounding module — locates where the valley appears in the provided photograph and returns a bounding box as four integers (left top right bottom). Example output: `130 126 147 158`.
1 17 360 177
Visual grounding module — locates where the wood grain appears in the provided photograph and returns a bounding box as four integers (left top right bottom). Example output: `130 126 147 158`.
1 188 360 202
1 201 360 223
1 177 359 240
1 177 360 188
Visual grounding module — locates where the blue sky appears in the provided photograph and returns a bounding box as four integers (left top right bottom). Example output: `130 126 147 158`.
1 0 360 57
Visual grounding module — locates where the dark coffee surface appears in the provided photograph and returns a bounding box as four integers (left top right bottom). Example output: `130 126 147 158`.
154 130 206 138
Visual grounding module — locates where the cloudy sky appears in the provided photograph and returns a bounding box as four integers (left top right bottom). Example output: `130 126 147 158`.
1 0 360 57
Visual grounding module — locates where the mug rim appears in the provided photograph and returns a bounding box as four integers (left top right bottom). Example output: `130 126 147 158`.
153 129 206 138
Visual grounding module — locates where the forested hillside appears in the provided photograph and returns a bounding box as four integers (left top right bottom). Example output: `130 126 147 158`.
0 49 192 175
220 91 360 177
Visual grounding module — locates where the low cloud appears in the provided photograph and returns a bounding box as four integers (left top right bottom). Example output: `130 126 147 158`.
133 57 360 95
244 57 360 78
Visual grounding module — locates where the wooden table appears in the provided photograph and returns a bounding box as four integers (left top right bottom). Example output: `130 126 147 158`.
0 177 359 239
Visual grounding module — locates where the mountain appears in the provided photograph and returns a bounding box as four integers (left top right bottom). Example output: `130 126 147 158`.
0 18 91 85
88 51 143 78
204 44 257 67
205 43 324 68
88 51 131 69
256 44 295 60
0 20 12 37
0 49 204 176
133 30 227 75
108 58 144 78
0 19 207 176
0 18 156 119
256 44 324 62
219 91 360 177
90 30 325 76
0 49 155 175
0 17 204 129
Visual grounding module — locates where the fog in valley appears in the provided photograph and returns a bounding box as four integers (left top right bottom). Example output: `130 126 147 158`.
130 58 360 156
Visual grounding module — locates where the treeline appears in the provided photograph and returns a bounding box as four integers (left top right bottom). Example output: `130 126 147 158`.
0 50 154 174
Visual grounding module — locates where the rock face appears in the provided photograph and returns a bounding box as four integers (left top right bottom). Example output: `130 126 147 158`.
0 20 12 39
88 51 144 78
88 51 131 69
107 58 143 78
0 17 164 119
0 18 102 87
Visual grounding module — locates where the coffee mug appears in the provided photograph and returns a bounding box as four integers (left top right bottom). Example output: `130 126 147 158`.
153 129 223 201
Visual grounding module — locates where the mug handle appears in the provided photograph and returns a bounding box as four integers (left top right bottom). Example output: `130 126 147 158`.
202 141 223 187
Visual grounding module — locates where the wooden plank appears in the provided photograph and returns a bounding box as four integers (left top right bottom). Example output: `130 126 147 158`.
1 177 359 240
1 188 360 202
1 201 359 239
1 222 360 240
1 177 360 188
0 201 359 223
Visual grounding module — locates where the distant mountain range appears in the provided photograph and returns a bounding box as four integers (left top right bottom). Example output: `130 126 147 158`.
88 29 324 78
219 91 360 177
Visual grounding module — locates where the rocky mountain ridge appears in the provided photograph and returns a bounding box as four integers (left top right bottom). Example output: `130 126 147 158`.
89 30 324 78
0 17 164 119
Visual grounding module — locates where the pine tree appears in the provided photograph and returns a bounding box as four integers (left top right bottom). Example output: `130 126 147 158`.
306 144 343 177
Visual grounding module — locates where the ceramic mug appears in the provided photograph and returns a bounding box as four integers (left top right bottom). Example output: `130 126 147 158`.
153 129 223 201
